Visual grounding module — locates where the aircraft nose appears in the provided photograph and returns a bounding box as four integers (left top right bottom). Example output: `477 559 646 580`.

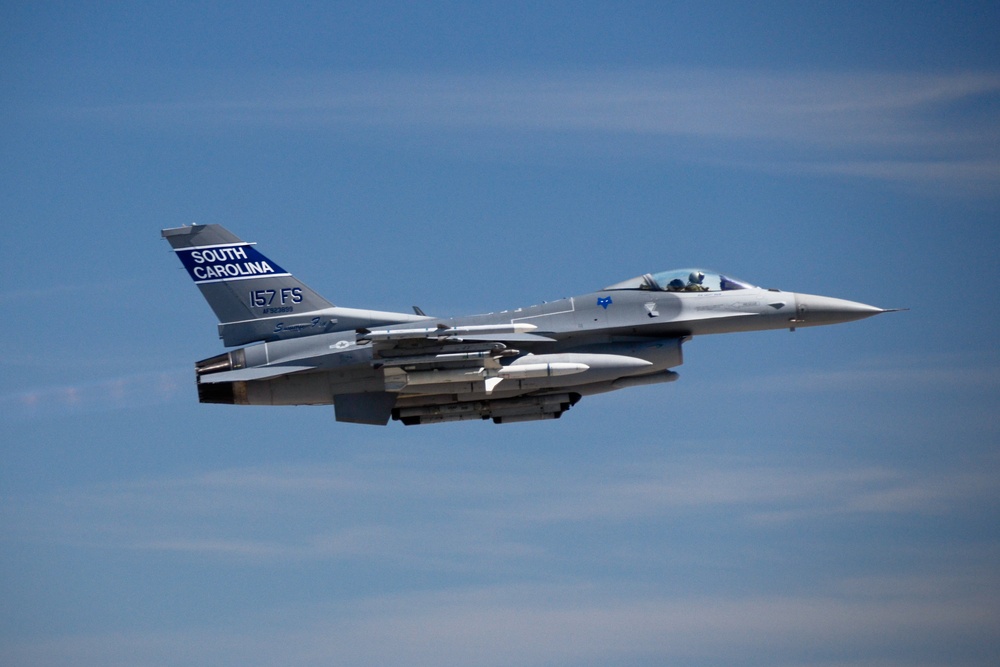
792 293 889 327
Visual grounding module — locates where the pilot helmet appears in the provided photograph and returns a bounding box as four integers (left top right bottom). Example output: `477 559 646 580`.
689 271 705 284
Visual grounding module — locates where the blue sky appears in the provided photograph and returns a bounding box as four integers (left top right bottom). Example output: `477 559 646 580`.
2 2 999 665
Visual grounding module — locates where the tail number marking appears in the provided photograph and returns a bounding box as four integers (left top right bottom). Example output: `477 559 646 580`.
250 288 303 308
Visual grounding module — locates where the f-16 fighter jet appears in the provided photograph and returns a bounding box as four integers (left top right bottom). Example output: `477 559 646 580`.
163 224 897 425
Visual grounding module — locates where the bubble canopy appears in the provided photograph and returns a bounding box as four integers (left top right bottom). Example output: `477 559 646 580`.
604 269 756 292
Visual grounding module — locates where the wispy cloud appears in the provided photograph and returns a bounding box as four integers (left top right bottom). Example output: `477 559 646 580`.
0 369 189 418
496 460 998 527
9 452 996 563
75 69 1000 143
6 579 998 667
67 68 1000 191
6 451 998 666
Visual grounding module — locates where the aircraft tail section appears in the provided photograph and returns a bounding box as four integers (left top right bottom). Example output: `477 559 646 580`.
163 224 429 346
163 224 341 346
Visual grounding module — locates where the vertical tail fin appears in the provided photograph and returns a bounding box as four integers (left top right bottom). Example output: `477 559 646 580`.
162 224 337 346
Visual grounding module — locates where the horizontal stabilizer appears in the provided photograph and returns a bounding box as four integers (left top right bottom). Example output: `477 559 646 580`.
198 365 316 384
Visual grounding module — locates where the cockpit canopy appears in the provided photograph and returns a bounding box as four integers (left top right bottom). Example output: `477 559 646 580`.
604 269 756 293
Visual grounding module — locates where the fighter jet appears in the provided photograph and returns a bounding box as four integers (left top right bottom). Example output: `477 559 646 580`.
163 224 897 425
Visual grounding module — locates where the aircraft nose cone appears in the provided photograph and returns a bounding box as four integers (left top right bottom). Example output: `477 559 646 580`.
793 293 888 326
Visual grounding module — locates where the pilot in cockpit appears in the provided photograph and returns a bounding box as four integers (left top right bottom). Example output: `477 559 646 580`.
685 271 708 291
606 269 754 293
